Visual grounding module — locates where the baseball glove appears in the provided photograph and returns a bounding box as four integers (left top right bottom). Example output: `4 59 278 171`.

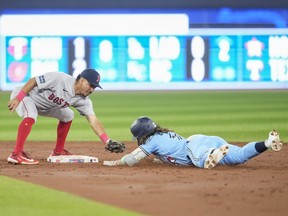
105 139 125 153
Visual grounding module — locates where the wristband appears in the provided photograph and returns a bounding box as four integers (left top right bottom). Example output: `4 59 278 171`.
16 90 26 101
100 133 109 144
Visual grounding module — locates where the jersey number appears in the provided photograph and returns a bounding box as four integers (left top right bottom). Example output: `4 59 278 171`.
169 133 183 140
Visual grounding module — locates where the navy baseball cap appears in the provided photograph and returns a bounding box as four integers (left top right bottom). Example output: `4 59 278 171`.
79 68 103 89
130 116 157 141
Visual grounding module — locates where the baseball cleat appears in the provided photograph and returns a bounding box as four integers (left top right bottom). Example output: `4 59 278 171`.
204 145 229 169
7 151 39 165
50 149 72 156
265 130 283 151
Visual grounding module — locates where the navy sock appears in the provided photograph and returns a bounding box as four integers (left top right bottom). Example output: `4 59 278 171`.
255 141 268 153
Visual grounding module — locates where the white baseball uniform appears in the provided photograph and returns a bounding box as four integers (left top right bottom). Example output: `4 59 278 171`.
11 72 95 122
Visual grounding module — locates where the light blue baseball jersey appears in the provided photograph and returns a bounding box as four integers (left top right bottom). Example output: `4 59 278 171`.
139 132 261 168
139 132 193 166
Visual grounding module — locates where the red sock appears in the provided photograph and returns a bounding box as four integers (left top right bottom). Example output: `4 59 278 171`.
54 121 72 153
13 117 35 154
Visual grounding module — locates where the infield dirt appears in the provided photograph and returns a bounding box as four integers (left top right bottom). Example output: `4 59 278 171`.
1 141 287 216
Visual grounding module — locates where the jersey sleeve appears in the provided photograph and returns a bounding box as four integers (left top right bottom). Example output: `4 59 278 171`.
35 72 59 89
139 137 158 155
73 97 95 116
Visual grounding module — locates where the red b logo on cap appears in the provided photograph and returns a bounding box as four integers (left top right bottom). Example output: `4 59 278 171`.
96 75 100 83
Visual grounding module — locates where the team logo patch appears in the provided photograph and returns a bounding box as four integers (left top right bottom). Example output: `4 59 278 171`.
167 156 176 164
96 75 100 83
39 75 46 84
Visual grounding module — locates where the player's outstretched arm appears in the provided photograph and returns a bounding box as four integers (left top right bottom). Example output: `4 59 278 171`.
86 114 125 153
86 114 107 138
103 147 147 166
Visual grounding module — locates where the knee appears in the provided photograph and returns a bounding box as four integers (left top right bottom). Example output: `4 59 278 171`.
23 114 38 123
60 109 74 122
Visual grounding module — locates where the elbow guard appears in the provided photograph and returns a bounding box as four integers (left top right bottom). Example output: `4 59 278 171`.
123 154 139 166
121 147 147 166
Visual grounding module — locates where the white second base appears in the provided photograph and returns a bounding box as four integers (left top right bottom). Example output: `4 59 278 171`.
47 155 99 163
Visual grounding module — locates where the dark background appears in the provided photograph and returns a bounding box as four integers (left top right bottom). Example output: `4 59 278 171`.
0 0 287 10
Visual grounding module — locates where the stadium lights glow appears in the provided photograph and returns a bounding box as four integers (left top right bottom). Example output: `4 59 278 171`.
0 14 189 36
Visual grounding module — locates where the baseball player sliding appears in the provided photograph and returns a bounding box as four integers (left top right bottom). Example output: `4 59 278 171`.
103 116 283 169
7 68 125 165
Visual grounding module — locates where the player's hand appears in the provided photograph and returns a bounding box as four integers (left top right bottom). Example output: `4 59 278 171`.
103 160 120 166
8 98 20 113
105 139 126 153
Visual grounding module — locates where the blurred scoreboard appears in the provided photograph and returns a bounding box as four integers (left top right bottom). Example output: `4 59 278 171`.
4 35 186 82
186 30 288 83
1 14 287 90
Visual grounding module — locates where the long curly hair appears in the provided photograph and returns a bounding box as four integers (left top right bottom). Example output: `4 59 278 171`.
137 124 173 145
